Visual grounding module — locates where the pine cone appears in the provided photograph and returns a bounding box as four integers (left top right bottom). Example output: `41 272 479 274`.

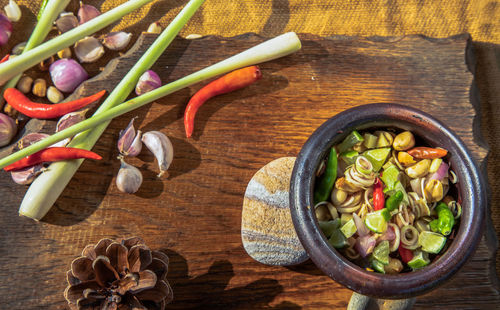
64 237 173 310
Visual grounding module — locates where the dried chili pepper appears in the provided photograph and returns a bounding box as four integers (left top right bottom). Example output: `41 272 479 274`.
398 242 413 263
4 147 102 171
184 65 262 138
3 88 106 119
407 147 447 159
373 177 385 210
0 54 9 64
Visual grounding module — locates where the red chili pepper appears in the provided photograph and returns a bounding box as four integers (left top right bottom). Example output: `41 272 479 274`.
398 243 414 263
184 65 262 138
4 147 102 171
0 54 9 64
407 147 447 159
3 88 106 119
372 177 385 210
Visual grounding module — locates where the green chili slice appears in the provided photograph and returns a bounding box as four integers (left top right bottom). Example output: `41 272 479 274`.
314 147 337 203
385 190 403 212
429 202 455 236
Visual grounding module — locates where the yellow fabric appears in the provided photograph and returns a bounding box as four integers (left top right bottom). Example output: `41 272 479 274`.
11 0 500 44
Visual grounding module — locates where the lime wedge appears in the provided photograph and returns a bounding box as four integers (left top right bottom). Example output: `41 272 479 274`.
365 210 389 233
319 218 341 238
407 250 430 270
419 231 447 254
372 240 390 265
362 147 391 172
371 258 386 274
328 228 348 249
340 219 357 238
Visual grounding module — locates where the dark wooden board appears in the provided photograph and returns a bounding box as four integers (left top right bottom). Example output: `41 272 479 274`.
0 33 498 309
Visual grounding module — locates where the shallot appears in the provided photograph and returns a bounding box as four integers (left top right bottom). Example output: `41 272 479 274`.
0 112 16 147
49 59 89 92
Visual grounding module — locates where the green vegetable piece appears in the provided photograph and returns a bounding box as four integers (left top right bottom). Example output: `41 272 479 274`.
384 181 409 205
340 219 357 238
432 202 455 236
380 164 400 189
365 209 390 233
338 131 364 154
314 147 338 203
371 258 386 274
407 250 430 270
373 240 390 265
328 228 349 249
419 231 447 254
362 147 391 172
340 212 353 226
37 0 49 20
385 190 404 212
363 133 378 149
340 150 358 165
319 218 341 238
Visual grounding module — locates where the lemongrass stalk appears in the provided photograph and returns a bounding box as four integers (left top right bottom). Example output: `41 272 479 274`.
13 32 301 220
17 0 206 220
0 0 71 105
0 0 154 85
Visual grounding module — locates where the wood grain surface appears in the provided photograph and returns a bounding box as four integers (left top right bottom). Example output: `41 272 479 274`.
0 33 498 309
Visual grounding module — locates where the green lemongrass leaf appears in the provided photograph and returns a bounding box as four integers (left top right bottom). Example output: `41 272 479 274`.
12 32 301 220
16 0 207 220
0 0 154 86
1 0 71 103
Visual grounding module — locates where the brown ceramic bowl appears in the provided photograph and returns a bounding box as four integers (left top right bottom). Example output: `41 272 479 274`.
289 103 486 299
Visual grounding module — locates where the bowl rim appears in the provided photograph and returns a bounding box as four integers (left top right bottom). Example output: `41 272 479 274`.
289 103 486 299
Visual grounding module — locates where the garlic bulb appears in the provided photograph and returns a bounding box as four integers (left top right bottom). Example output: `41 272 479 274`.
142 131 173 177
116 159 143 194
74 36 105 63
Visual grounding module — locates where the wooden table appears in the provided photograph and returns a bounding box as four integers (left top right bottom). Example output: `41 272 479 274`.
0 14 499 310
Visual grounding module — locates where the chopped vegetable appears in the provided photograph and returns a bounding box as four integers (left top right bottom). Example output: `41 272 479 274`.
184 65 262 138
362 147 391 172
398 244 414 263
372 240 390 265
3 88 105 119
363 133 377 149
371 258 386 273
328 228 348 248
340 150 358 165
429 202 455 236
385 190 403 212
337 130 364 154
340 219 357 238
380 164 399 189
372 178 385 210
419 231 446 254
407 250 430 270
319 218 341 238
407 147 448 159
364 209 389 233
314 147 338 203
4 147 102 171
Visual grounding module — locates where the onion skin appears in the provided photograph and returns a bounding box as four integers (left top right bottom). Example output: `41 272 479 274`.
0 112 17 147
49 59 89 93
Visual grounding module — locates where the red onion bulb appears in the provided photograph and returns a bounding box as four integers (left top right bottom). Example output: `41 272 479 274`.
0 112 17 147
49 59 89 93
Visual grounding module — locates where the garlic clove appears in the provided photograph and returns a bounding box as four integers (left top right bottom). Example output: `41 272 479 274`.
12 41 26 55
74 36 105 63
4 0 21 22
146 22 161 34
0 14 12 46
116 159 143 194
135 70 161 95
54 110 86 146
11 164 43 185
126 130 143 157
0 112 17 147
118 118 136 155
102 31 132 51
141 131 173 177
78 2 101 24
55 12 79 33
